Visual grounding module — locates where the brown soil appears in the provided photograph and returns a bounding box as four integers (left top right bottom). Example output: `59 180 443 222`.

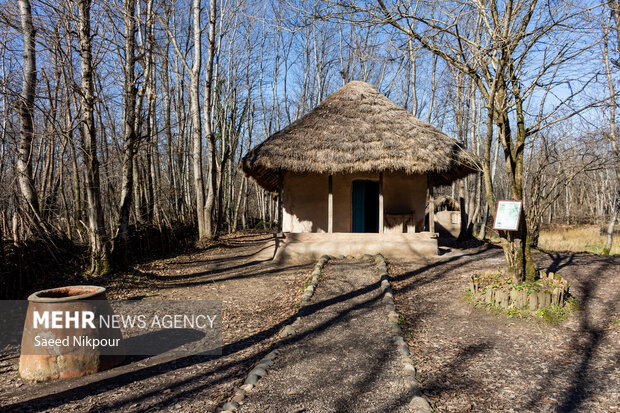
1 234 618 412
0 230 311 412
390 245 620 412
240 259 412 413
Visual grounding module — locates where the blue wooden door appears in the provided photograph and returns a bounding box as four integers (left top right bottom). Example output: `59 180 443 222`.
352 181 366 232
352 180 379 233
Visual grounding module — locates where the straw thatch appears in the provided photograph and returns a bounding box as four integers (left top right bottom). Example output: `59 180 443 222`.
434 195 461 212
241 81 479 191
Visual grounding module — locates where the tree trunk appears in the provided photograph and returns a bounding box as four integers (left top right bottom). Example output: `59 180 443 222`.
203 0 218 239
162 45 176 218
426 54 437 123
68 126 84 239
242 105 254 230
132 152 144 223
111 0 137 267
232 176 246 232
603 6 619 255
145 0 156 223
78 0 110 274
458 178 468 240
408 39 419 117
17 0 41 223
496 108 537 284
190 0 207 240
605 197 618 254
59 140 72 239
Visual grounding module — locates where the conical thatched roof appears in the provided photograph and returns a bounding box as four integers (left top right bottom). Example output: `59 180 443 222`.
241 81 479 192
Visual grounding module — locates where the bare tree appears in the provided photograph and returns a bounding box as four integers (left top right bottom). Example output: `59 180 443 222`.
78 0 110 274
161 0 218 240
204 0 218 238
362 0 597 283
17 0 41 223
111 0 138 265
186 0 207 240
603 0 620 254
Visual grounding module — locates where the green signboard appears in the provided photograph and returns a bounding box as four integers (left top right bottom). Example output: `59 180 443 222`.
493 200 522 231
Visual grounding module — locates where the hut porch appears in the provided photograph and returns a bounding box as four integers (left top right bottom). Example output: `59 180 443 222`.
273 171 439 263
273 232 437 264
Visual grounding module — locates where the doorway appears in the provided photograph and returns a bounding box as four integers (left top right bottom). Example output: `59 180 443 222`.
352 180 379 233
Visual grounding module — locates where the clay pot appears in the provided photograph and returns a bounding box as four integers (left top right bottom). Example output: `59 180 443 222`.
19 286 124 381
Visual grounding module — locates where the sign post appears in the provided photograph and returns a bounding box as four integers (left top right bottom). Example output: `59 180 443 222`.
493 200 522 231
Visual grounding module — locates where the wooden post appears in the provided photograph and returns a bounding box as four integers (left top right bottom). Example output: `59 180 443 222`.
379 172 384 233
428 175 435 234
328 174 333 233
277 174 283 233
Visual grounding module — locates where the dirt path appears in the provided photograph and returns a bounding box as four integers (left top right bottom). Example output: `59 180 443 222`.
0 231 310 412
240 259 412 413
390 246 620 412
1 234 617 412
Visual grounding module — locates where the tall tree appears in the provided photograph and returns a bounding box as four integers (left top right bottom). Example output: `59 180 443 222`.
187 0 207 239
603 0 620 254
78 0 110 274
17 0 41 223
364 0 594 283
111 0 138 265
204 0 219 238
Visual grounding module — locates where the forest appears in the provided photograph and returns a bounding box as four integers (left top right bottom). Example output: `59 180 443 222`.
0 0 618 296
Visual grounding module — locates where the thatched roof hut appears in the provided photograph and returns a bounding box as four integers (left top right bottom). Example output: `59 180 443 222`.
241 81 478 192
240 81 479 263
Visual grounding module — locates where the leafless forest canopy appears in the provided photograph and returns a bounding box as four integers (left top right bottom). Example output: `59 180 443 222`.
0 0 618 280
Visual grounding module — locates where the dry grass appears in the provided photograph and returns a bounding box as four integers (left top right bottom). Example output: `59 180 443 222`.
538 225 620 255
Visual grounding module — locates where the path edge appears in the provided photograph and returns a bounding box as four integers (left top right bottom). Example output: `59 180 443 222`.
218 255 330 413
373 253 432 413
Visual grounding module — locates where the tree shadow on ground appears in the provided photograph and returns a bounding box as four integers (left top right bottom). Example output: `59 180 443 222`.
397 249 618 412
105 237 303 291
168 240 273 267
0 260 383 411
438 236 487 250
391 244 499 296
418 342 490 393
540 249 575 273
133 258 299 284
5 248 462 412
523 256 619 412
3 247 615 412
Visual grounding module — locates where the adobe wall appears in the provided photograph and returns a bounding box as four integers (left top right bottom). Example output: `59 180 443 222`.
435 210 462 238
281 172 427 233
